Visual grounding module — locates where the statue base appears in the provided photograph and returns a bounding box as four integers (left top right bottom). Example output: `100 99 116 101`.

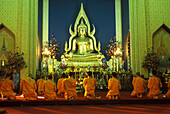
63 53 105 67
66 59 101 67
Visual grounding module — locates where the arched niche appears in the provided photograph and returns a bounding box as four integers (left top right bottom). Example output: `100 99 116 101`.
152 24 170 68
0 23 15 54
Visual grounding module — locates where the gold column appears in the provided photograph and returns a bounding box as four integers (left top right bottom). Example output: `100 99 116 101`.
115 0 122 44
42 0 49 47
129 0 136 75
129 0 148 77
20 0 38 79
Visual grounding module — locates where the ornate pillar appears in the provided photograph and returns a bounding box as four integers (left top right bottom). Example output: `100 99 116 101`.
115 0 122 44
129 0 136 75
42 0 49 47
20 0 38 79
129 0 148 77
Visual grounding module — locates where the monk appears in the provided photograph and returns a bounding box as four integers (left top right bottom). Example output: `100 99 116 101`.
0 72 16 100
132 75 136 89
165 78 170 97
20 74 38 100
37 75 45 95
57 73 65 96
83 72 97 99
43 74 57 100
63 72 77 100
147 70 162 99
106 72 121 99
131 72 145 98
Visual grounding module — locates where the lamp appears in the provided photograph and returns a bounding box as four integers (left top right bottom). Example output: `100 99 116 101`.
114 48 122 56
42 48 51 73
42 48 51 56
114 47 122 72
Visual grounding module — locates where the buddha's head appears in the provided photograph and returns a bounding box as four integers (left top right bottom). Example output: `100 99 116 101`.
78 19 87 36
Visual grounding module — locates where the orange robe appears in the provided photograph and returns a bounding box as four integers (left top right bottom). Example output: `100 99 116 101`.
83 77 97 98
131 77 145 96
147 77 162 98
106 77 121 98
37 78 45 94
0 79 16 100
57 78 65 95
43 80 57 100
63 78 77 100
20 77 38 100
132 77 136 87
165 79 170 97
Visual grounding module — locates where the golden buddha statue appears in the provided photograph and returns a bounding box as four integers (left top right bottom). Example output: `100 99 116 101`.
71 19 94 55
63 3 105 67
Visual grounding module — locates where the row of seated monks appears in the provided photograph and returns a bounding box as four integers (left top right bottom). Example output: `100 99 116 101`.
0 70 170 101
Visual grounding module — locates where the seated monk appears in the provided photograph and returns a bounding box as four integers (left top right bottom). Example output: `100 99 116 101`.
83 72 97 99
20 74 38 100
63 72 77 100
0 72 16 100
131 72 145 98
37 75 45 95
147 70 162 99
57 73 65 96
43 74 57 100
165 78 170 97
106 72 121 99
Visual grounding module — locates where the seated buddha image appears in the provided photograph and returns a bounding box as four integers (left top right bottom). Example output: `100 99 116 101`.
64 3 103 61
71 19 94 55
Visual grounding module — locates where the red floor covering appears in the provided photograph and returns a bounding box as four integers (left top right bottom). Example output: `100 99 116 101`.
4 91 167 101
0 91 170 107
2 104 170 114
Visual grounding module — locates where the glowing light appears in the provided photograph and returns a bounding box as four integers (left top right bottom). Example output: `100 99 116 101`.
20 94 24 97
114 48 122 56
38 96 45 99
2 60 5 66
42 48 51 56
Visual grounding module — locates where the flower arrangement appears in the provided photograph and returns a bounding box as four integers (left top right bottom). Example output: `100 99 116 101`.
42 35 60 59
142 48 159 70
6 52 26 70
105 36 123 57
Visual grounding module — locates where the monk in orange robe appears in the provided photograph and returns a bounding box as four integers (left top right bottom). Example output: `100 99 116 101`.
147 70 162 99
83 72 97 99
0 73 16 100
63 72 77 100
131 72 145 98
106 72 121 99
57 73 65 96
37 75 45 95
132 76 136 89
43 74 57 100
20 74 38 100
165 78 170 97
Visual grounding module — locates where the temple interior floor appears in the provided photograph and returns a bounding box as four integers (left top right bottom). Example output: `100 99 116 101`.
0 91 168 101
2 104 170 114
0 91 170 107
